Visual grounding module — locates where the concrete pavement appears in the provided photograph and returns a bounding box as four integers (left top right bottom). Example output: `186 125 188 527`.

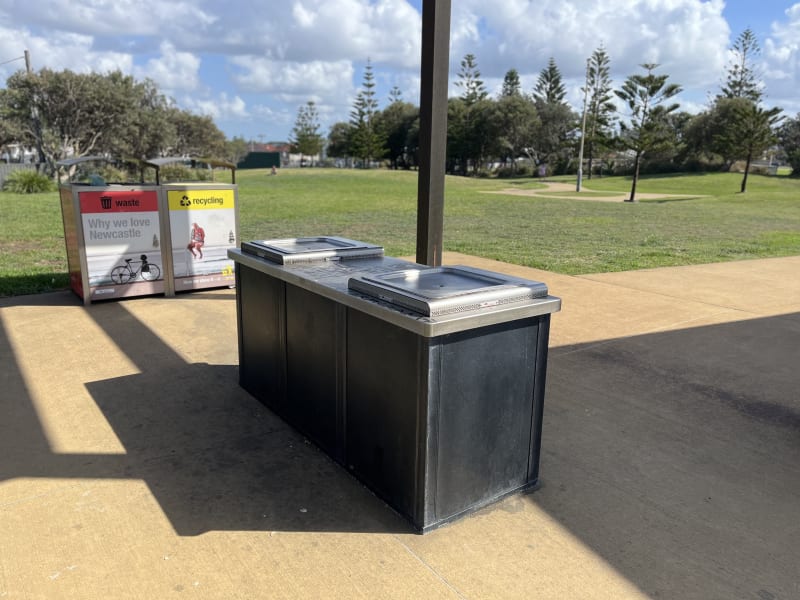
1 253 798 599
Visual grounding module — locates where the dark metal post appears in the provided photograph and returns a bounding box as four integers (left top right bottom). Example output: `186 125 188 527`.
416 0 451 266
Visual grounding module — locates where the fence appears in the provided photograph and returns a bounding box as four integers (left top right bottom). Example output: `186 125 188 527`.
0 163 41 187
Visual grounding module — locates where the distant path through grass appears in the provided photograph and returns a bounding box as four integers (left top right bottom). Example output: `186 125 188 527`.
485 180 706 202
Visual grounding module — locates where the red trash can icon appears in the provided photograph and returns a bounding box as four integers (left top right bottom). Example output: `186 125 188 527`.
100 196 112 210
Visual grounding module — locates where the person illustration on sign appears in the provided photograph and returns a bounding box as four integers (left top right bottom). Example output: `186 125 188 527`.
187 222 205 259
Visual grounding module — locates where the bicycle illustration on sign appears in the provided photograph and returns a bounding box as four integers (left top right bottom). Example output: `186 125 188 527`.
110 254 162 284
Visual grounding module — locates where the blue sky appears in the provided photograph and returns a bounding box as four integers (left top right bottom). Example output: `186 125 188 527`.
1 1 799 143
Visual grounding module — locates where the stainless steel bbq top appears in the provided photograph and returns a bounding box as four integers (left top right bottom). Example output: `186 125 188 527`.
348 265 549 317
241 236 383 264
229 249 561 336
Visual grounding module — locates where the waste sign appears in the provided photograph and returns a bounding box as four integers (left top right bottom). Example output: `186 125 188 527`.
58 157 166 304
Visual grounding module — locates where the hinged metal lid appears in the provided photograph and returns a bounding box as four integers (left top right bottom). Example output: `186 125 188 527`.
241 236 384 264
348 265 548 317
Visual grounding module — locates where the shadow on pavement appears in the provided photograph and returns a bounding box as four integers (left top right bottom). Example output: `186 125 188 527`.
532 311 800 599
2 290 799 597
0 293 411 535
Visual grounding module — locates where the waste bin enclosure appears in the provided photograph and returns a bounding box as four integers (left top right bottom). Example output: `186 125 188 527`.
229 245 561 532
163 183 238 292
60 181 167 305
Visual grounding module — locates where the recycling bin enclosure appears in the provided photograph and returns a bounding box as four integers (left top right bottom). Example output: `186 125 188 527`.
230 242 561 532
60 180 168 304
163 182 239 292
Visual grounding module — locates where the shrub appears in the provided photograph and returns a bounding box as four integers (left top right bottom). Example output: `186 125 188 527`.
494 165 531 178
2 169 54 193
729 160 771 175
158 164 212 182
97 164 134 183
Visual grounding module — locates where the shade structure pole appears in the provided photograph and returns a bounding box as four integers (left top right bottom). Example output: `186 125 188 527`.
415 0 451 267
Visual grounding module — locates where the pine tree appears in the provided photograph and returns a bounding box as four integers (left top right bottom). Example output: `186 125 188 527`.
720 28 763 103
290 101 323 166
532 57 574 171
501 69 521 97
615 63 682 201
584 46 616 178
456 54 487 106
533 57 567 105
349 59 383 167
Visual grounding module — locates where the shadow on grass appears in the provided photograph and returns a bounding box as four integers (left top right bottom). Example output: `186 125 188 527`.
0 272 69 298
643 195 705 204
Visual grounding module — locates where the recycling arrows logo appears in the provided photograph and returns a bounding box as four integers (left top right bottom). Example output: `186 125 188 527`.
180 195 191 207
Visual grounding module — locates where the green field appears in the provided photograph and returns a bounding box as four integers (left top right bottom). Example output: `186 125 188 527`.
1 168 799 296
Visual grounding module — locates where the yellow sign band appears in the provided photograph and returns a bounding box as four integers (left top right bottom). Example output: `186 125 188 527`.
168 189 236 210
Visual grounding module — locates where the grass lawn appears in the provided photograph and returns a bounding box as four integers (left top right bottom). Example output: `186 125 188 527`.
1 168 799 296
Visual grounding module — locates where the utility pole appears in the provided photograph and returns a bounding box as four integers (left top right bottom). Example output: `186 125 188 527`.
576 58 590 193
22 49 46 167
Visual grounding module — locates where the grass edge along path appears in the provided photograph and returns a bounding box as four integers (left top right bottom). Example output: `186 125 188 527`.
1 169 799 297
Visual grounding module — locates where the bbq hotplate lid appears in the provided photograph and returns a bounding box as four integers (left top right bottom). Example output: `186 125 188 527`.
241 236 384 264
348 265 549 317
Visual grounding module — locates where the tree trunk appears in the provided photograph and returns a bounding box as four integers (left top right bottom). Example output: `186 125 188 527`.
627 151 641 202
741 149 752 193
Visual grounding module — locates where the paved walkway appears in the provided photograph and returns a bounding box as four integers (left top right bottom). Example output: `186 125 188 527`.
485 180 704 202
1 254 798 599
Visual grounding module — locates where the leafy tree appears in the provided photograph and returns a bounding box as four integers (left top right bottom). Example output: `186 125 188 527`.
107 76 175 161
224 136 249 166
2 69 142 174
446 97 468 174
465 98 500 175
712 98 782 192
327 121 354 163
456 54 488 106
494 93 538 173
680 109 722 168
531 102 577 172
290 101 323 166
375 99 419 169
533 57 567 105
349 59 383 166
615 63 682 201
584 46 616 178
777 113 800 176
0 89 24 148
501 69 522 97
719 28 763 102
168 108 226 158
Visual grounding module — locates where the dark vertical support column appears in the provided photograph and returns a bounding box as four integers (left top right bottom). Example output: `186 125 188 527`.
416 0 451 267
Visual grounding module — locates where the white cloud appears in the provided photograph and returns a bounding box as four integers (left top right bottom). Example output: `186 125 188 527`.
2 0 799 139
183 92 248 120
2 0 217 38
169 0 421 68
449 0 730 89
763 3 800 110
231 57 355 103
0 25 133 78
133 41 201 94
